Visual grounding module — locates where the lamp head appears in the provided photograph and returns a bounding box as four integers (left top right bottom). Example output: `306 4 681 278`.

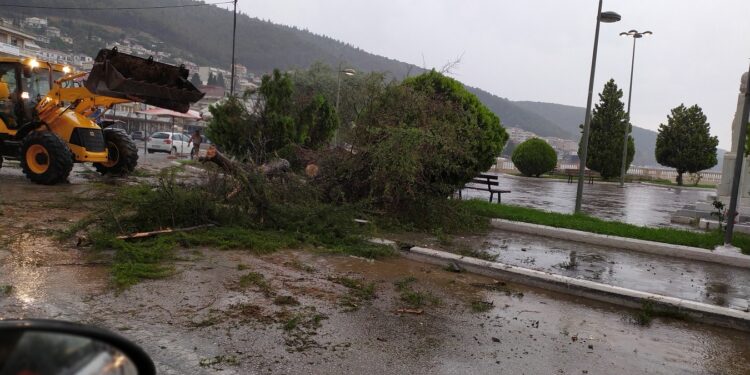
599 11 621 23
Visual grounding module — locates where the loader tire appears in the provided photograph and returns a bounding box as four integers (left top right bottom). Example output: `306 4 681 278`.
94 129 139 175
21 132 74 185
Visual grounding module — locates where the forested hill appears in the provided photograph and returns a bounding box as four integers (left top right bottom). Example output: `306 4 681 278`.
9 1 578 137
7 0 419 75
11 1 713 167
515 101 726 170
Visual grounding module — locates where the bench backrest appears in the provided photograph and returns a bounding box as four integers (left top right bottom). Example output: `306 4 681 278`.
471 173 499 187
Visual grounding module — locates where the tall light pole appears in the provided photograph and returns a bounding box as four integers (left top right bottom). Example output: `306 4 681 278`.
724 64 750 246
229 0 238 96
574 0 621 214
618 29 652 187
334 65 355 145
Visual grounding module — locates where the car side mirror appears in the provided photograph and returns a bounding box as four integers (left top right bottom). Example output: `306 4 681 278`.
0 82 9 100
0 319 155 375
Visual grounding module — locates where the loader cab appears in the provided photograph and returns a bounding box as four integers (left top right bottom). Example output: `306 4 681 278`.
0 62 26 130
0 59 53 130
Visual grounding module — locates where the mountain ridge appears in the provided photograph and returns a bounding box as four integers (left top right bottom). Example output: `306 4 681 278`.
8 1 723 168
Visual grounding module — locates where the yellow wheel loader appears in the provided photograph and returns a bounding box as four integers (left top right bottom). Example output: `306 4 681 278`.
0 48 204 184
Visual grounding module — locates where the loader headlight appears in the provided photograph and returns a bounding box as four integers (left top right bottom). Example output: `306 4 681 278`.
62 66 71 74
28 59 40 69
21 92 29 100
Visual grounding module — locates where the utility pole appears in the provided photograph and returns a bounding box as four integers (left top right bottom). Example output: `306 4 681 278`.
229 0 238 96
724 64 750 246
574 0 621 213
618 30 652 187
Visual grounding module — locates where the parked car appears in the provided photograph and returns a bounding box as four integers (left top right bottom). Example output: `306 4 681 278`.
130 131 146 141
146 132 190 155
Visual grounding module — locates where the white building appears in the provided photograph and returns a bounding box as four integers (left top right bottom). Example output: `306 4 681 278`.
0 24 39 56
45 27 61 38
23 17 47 28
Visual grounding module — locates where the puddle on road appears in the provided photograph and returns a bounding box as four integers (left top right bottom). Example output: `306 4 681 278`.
476 230 750 310
0 233 108 313
460 174 712 229
326 254 750 375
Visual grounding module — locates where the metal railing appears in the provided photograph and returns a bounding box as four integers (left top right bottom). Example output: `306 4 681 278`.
494 158 722 183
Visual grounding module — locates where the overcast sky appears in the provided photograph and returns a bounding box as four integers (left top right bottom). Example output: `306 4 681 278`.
236 0 750 149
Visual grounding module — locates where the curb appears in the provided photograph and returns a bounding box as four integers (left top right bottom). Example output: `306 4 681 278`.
402 246 750 332
491 219 750 269
638 181 715 191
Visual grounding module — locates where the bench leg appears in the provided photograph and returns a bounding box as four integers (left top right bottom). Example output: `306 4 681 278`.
498 193 501 204
458 189 462 200
488 192 494 203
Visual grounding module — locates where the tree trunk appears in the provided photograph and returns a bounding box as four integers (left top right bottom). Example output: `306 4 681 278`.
676 171 684 186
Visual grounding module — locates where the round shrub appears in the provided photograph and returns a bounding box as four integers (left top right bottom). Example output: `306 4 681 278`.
511 138 557 177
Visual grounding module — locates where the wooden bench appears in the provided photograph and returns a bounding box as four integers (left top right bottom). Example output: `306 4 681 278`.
458 173 511 203
563 169 599 184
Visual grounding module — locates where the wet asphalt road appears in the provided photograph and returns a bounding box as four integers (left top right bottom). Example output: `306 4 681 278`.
1 157 750 374
461 173 712 228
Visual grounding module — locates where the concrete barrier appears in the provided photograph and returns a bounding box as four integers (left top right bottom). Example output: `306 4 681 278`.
491 219 750 269
402 246 750 332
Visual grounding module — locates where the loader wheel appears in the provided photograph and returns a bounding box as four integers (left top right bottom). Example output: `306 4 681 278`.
21 132 74 185
94 129 139 175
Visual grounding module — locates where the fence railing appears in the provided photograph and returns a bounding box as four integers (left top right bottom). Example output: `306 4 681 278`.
494 159 722 183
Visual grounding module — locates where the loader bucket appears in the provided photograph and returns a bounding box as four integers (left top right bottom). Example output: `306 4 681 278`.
84 48 205 113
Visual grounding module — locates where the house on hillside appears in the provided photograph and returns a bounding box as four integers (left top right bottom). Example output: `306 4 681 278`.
507 127 538 144
45 27 61 38
60 36 74 44
22 17 47 29
0 24 39 56
192 85 226 117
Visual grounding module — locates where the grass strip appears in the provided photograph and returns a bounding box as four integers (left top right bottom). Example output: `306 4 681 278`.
461 200 750 254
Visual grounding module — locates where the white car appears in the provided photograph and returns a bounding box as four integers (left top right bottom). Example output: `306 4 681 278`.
146 132 190 155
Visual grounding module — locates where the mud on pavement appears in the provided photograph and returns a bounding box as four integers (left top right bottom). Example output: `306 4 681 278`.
1 164 750 374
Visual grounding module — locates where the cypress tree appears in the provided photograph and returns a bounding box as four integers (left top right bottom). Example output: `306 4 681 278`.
579 79 635 179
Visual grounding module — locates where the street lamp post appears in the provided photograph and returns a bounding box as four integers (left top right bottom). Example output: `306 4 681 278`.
334 65 355 145
574 0 621 213
724 64 750 246
618 29 652 187
229 0 238 96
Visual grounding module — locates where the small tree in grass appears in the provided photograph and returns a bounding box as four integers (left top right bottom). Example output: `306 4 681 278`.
190 72 202 87
512 138 557 177
655 104 718 185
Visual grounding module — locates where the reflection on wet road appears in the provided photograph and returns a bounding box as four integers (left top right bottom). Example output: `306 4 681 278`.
461 174 712 228
478 230 750 310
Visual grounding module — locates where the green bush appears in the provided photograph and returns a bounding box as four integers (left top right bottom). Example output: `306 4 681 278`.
317 70 507 212
511 138 557 177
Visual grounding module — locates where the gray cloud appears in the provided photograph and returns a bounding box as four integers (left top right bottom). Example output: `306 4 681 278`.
239 0 750 149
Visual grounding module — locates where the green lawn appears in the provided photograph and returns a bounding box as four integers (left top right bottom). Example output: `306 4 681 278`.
461 200 750 254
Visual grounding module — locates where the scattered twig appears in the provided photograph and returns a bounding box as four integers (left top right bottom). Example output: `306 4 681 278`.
395 308 423 315
116 224 215 240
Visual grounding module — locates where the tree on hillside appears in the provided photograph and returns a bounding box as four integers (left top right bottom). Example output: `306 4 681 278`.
207 73 217 86
655 104 718 185
579 79 634 179
501 140 517 158
217 72 226 89
190 72 202 87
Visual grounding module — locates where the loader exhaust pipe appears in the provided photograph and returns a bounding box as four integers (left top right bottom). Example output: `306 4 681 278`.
85 48 205 113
